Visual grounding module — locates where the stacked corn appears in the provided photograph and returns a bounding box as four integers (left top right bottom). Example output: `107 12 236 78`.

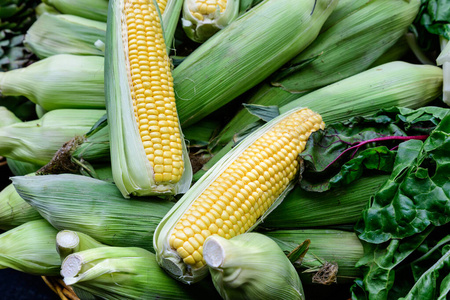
0 0 446 299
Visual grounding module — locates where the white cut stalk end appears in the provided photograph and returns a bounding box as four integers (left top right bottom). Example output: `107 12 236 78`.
204 236 225 268
61 254 83 279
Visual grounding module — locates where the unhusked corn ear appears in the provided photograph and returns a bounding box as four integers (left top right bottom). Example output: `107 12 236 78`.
0 109 105 166
154 107 324 284
174 0 338 127
0 54 105 111
106 0 192 197
182 0 239 43
24 13 106 58
42 0 109 22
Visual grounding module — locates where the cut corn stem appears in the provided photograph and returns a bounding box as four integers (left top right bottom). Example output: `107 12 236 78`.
56 230 105 261
154 107 324 283
61 246 218 299
106 0 192 197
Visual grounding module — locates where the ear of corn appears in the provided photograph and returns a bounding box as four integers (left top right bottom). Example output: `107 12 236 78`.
12 174 174 253
0 219 60 276
0 181 42 231
204 233 305 300
263 229 364 283
182 0 240 43
173 0 339 127
217 62 443 146
60 246 219 300
0 54 105 111
213 0 421 145
42 0 109 22
320 0 370 32
105 0 192 197
24 13 107 58
154 107 325 283
0 109 106 165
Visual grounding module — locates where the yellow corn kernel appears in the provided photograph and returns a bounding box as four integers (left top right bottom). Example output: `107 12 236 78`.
124 0 183 184
191 0 226 16
169 108 324 268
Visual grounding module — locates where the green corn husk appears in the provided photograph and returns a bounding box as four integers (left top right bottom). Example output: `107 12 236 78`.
215 0 421 145
35 2 60 16
261 174 389 229
182 0 240 43
320 0 370 32
173 0 339 127
0 54 105 111
24 13 106 58
204 233 305 300
56 230 105 261
42 0 109 22
274 0 420 94
6 158 41 176
0 219 60 276
60 246 220 300
263 229 364 284
105 0 192 197
0 182 42 231
217 61 443 146
0 106 21 127
0 109 105 165
12 174 174 253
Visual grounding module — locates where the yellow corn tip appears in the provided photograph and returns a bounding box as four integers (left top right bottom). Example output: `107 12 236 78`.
168 108 324 268
190 0 227 21
124 0 184 184
157 0 167 14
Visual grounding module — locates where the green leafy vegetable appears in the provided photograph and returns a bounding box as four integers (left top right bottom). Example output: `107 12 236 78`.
298 106 447 192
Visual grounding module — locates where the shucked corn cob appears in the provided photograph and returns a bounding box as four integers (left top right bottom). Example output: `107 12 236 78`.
154 107 324 283
106 0 192 197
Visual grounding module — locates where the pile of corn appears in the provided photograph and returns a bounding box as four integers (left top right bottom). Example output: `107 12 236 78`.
0 0 446 299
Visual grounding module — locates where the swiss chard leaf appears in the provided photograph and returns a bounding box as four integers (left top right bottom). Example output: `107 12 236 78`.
357 112 450 244
299 106 448 192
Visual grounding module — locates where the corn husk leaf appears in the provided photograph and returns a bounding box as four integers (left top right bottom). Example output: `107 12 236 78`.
0 181 42 230
0 219 60 275
42 0 109 22
0 109 105 165
24 13 106 58
61 246 219 300
216 61 443 146
263 229 364 283
173 0 339 127
0 54 105 111
205 233 305 300
12 174 174 253
261 174 389 229
0 106 21 127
